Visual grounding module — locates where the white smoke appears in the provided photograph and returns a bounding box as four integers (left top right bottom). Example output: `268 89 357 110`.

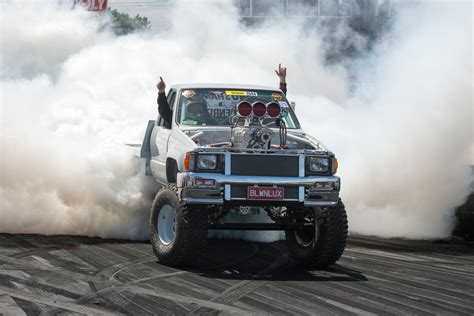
0 0 471 240
0 2 159 240
298 1 472 238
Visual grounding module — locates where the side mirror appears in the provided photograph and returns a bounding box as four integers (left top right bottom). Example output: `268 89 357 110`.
290 101 296 112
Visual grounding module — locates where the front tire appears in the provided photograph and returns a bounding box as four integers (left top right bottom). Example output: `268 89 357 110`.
150 184 208 267
285 199 348 268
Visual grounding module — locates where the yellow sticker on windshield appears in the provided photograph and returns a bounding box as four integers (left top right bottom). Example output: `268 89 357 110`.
225 90 246 96
225 90 258 96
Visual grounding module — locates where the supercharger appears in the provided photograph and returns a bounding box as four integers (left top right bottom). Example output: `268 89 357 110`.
230 101 284 149
231 123 274 149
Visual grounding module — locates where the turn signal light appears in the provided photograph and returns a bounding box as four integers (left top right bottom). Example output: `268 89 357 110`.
332 158 338 175
184 153 190 171
184 152 194 171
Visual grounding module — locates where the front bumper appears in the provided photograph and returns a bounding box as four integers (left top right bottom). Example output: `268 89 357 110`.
177 172 340 207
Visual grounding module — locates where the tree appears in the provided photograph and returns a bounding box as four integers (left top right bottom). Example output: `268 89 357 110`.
108 8 151 36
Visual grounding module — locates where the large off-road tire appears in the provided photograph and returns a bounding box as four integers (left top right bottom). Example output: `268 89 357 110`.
285 199 348 268
150 184 208 267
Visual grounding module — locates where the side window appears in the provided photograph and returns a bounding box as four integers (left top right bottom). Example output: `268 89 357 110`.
157 90 176 127
167 90 176 110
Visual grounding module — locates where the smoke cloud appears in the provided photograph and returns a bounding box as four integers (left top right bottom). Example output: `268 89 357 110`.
300 1 472 238
0 0 471 240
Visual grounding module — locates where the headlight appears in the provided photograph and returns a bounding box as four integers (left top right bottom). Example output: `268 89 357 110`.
308 157 329 173
196 154 217 170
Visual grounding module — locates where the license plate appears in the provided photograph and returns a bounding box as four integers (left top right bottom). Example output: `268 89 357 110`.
247 186 284 201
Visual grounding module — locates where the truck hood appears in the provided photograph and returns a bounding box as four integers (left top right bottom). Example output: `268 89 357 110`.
180 126 327 151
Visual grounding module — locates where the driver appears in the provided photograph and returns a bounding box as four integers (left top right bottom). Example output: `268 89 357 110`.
183 99 218 125
156 63 288 127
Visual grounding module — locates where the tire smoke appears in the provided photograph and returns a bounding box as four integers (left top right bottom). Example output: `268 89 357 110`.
0 0 471 240
299 2 472 238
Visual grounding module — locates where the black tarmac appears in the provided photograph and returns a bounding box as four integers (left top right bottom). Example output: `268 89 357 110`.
0 234 473 315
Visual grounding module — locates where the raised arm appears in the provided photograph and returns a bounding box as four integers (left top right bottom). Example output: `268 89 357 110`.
156 76 172 127
275 63 287 95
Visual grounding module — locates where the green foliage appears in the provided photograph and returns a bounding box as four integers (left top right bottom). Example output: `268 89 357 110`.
108 8 151 36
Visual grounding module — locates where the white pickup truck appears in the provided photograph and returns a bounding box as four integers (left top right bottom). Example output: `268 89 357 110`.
134 84 347 267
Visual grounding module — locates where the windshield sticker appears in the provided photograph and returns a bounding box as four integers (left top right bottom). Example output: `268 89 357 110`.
272 92 283 101
204 94 240 102
278 101 289 107
203 95 236 119
182 119 198 125
182 90 196 98
210 91 224 96
225 90 258 97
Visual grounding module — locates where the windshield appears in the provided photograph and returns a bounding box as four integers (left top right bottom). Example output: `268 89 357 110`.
176 88 300 129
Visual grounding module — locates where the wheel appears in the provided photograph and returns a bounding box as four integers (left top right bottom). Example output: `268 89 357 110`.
285 199 348 268
150 184 208 267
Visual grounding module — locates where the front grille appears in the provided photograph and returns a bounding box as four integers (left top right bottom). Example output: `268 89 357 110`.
230 154 299 177
231 185 299 200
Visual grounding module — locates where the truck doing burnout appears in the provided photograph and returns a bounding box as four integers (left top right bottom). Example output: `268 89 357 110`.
135 84 348 267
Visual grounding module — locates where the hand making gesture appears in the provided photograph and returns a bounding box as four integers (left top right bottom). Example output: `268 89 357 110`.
156 76 166 93
275 63 287 83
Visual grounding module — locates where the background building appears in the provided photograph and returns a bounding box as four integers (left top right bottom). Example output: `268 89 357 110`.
232 0 390 20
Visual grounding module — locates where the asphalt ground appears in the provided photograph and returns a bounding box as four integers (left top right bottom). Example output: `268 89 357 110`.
0 234 473 315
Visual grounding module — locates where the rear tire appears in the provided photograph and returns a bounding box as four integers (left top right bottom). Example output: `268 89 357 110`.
150 184 208 267
285 199 348 268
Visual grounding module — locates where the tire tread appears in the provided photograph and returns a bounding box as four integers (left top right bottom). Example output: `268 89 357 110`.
285 199 348 268
310 199 348 268
150 184 208 267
